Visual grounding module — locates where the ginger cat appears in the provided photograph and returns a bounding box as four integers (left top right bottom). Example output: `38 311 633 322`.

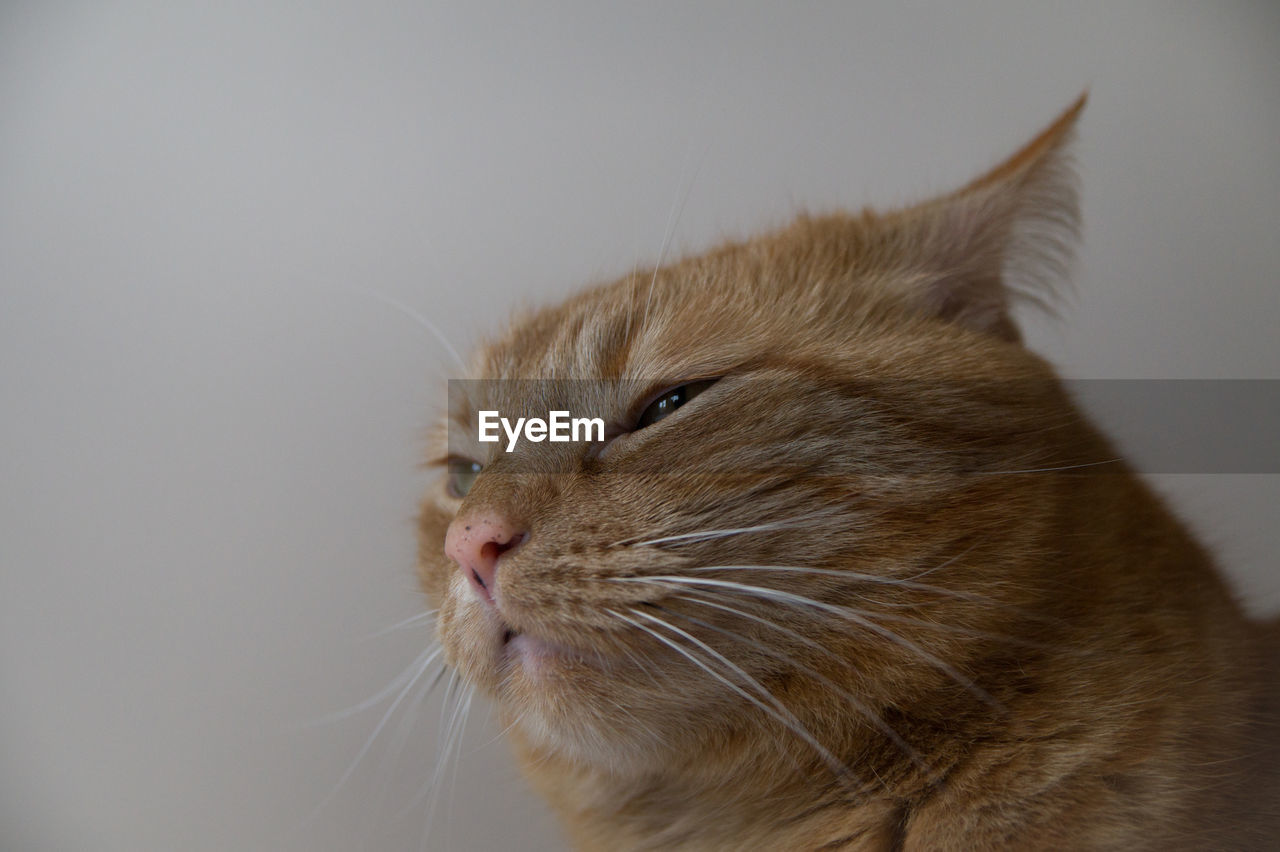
417 96 1280 850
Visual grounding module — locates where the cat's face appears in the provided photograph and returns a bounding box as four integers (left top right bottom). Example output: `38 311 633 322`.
418 98 1092 777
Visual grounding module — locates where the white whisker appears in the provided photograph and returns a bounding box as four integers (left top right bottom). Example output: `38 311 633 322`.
442 684 477 848
686 583 1054 651
612 576 1001 711
608 607 861 788
304 644 442 728
613 510 840 549
478 710 528 750
641 143 708 330
420 669 464 845
360 610 437 642
383 668 451 827
973 458 1122 475
364 659 450 841
686 564 992 604
301 645 444 827
617 641 667 691
662 598 929 776
342 284 466 370
903 545 976 582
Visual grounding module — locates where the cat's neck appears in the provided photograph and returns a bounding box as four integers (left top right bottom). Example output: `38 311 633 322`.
511 727 907 851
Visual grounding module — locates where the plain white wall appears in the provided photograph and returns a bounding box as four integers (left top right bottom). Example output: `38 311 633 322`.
2 3 1277 850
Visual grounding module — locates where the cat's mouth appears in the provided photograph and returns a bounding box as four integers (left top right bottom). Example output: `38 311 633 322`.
462 588 606 678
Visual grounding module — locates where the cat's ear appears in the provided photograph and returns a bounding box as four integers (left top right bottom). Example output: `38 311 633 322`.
884 93 1086 342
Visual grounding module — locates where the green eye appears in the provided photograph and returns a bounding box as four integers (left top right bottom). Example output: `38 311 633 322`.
446 457 483 498
635 380 718 430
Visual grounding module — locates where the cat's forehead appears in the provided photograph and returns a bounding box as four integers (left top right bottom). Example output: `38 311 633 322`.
477 286 720 384
472 223 886 384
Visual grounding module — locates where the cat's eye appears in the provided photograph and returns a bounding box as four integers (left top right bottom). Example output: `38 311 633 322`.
635 380 718 430
446 457 483 498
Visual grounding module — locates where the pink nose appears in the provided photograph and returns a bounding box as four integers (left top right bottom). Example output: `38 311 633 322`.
444 512 527 606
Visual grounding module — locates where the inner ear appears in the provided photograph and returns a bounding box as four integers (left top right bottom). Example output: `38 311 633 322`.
924 273 1022 343
884 93 1086 341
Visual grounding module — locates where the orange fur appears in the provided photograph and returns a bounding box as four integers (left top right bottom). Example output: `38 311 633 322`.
417 96 1279 850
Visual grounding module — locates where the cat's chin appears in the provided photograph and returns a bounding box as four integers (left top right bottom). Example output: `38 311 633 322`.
485 634 689 772
507 692 681 774
502 630 603 679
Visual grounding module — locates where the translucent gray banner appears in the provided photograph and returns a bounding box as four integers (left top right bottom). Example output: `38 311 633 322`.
444 379 1280 475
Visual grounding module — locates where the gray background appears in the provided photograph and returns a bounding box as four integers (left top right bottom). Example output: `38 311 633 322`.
2 3 1277 850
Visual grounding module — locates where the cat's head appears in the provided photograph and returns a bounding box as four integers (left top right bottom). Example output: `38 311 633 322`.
417 97 1094 779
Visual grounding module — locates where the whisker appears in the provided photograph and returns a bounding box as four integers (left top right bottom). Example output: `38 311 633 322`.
687 563 1064 634
612 510 841 549
903 545 976 582
442 683 477 848
642 561 1061 637
341 283 466 370
364 659 450 840
686 564 993 605
383 668 452 826
617 641 668 691
972 458 1122 475
478 709 529 750
360 610 437 642
301 646 444 827
641 142 708 330
660 599 929 776
304 644 443 728
419 669 465 843
608 607 864 790
861 608 1060 652
612 576 1002 711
